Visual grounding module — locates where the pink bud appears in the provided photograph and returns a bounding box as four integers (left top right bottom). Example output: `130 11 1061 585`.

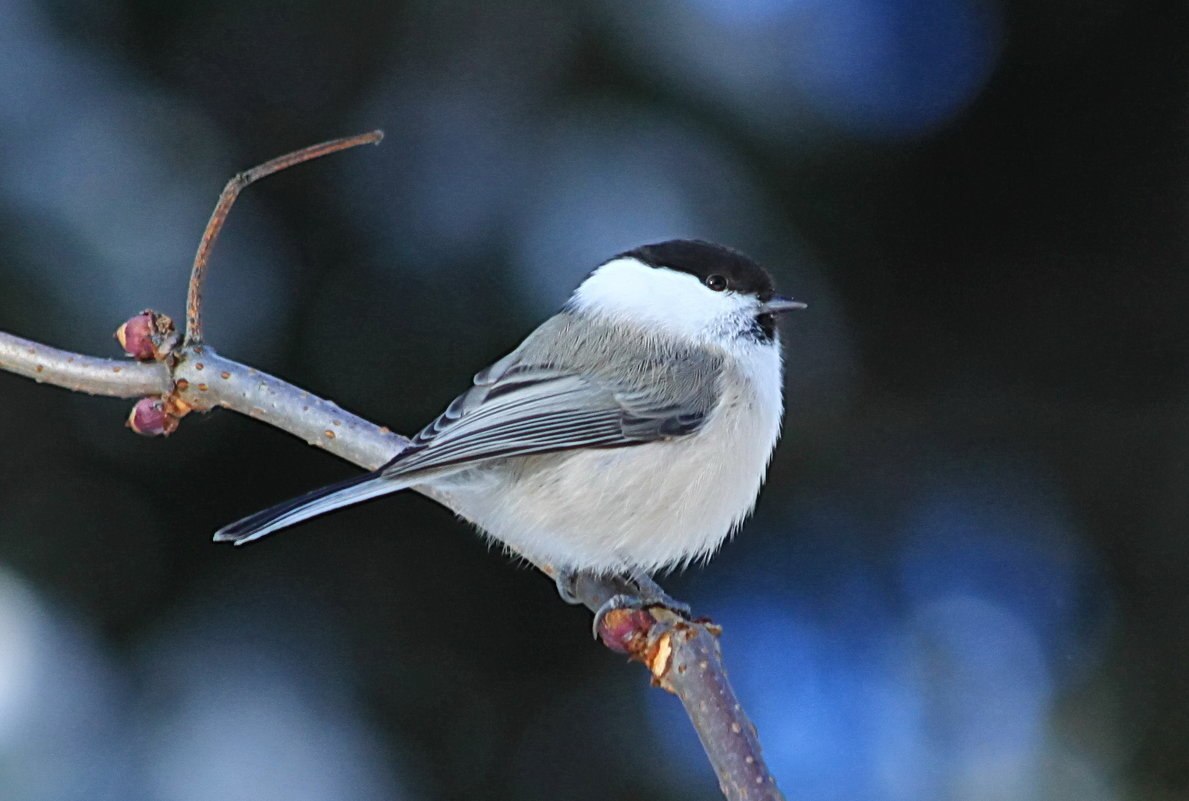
597 607 654 654
126 397 179 437
115 310 177 361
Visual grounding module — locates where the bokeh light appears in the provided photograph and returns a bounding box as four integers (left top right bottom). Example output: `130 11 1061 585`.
604 0 1000 141
647 459 1117 800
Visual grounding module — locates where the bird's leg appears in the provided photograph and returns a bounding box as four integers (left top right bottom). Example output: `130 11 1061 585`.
622 569 692 618
553 568 586 605
554 568 636 606
555 568 691 638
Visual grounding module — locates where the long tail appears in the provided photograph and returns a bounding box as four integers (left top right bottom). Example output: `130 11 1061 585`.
213 471 410 546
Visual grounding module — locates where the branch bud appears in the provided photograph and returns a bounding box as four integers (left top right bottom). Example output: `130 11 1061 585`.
126 397 179 437
596 607 655 655
115 310 178 361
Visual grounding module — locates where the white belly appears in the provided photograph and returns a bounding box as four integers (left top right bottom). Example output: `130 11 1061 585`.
427 347 784 574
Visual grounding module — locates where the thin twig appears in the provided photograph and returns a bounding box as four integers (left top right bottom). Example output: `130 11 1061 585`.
573 578 785 801
655 617 782 800
184 130 384 344
0 331 168 397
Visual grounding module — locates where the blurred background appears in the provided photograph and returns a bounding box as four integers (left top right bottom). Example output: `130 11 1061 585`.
0 1 1184 799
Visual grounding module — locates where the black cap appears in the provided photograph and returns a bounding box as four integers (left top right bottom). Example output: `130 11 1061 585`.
622 240 776 301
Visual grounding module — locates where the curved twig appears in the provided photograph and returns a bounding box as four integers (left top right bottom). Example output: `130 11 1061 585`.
185 130 384 344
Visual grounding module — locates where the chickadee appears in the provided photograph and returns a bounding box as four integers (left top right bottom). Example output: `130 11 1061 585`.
215 240 804 608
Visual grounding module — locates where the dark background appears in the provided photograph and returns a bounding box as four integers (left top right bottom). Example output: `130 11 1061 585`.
0 1 1185 799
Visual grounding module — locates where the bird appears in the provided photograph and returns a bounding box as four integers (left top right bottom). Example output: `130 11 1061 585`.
214 239 804 612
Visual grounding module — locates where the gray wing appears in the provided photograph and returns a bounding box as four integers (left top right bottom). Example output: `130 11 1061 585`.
382 329 721 479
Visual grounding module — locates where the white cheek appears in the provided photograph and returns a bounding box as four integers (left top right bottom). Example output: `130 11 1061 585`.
570 257 751 339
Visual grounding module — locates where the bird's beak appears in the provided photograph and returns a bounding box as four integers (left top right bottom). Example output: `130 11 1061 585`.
760 295 808 314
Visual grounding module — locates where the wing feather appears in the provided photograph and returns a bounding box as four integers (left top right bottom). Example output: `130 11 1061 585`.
383 365 716 480
375 312 725 480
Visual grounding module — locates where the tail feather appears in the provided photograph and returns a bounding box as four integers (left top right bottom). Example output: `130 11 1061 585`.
213 471 408 545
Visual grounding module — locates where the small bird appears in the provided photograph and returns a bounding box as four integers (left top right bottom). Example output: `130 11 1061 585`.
215 240 804 611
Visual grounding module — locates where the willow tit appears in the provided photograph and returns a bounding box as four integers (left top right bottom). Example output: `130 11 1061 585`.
215 240 804 598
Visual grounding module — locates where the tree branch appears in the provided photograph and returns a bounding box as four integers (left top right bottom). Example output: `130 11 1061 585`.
0 331 168 396
0 134 785 801
172 345 410 471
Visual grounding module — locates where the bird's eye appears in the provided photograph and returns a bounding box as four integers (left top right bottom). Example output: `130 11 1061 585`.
705 274 728 292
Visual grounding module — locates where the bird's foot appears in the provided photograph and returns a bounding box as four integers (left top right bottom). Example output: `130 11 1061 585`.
591 590 693 640
553 568 691 638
